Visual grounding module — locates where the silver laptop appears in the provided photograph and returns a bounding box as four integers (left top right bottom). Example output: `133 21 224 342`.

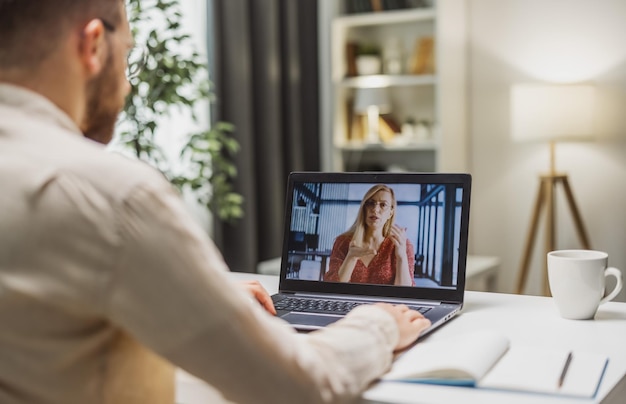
272 171 471 339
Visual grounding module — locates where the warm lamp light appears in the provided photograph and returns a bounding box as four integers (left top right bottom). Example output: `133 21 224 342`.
511 84 594 142
511 83 595 295
353 86 390 144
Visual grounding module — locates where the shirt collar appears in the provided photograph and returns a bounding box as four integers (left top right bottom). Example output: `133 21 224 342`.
0 83 83 136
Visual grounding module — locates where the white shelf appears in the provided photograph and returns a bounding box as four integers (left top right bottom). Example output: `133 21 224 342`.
333 8 435 28
331 7 439 172
327 1 468 173
339 74 437 88
337 141 438 151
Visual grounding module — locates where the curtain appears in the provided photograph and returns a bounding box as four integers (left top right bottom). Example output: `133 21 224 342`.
208 0 320 272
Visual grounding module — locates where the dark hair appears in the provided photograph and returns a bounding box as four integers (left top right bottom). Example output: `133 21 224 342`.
0 0 123 69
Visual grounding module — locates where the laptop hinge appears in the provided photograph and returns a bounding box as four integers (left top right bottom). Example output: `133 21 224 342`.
286 292 444 306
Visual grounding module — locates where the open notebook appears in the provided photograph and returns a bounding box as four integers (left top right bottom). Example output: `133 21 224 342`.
271 171 471 337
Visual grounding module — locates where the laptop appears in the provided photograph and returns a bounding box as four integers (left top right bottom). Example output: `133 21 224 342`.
272 171 471 339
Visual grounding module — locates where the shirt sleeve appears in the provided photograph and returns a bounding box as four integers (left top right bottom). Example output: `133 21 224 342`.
325 235 349 282
105 183 399 404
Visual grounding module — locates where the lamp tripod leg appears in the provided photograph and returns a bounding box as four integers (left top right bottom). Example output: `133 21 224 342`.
559 177 592 249
544 177 556 296
516 178 546 294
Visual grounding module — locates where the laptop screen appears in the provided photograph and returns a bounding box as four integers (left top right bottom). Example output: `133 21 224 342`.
279 172 471 303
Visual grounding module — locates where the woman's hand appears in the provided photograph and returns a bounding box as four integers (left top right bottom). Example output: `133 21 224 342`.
346 241 377 261
238 280 277 315
337 241 376 282
389 224 407 259
390 224 414 286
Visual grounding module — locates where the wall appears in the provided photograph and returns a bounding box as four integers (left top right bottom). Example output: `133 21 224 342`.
468 0 626 299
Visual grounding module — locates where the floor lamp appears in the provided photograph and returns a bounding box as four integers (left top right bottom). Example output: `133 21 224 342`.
511 84 595 295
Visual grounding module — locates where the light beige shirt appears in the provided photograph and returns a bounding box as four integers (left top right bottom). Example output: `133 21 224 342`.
0 84 399 404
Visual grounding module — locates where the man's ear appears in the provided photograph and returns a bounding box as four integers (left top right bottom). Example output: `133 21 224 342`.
79 19 107 77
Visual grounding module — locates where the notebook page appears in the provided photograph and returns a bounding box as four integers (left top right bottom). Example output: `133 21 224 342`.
382 330 509 383
479 346 608 398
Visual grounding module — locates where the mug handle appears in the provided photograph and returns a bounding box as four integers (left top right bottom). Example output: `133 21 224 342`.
599 267 623 305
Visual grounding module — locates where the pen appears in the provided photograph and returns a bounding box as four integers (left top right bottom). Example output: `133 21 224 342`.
558 351 573 388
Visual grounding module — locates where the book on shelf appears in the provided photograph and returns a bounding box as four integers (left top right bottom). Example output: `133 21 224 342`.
345 42 359 77
348 0 372 13
382 330 609 399
346 0 415 14
371 0 383 12
348 113 401 145
410 36 435 75
404 0 432 8
349 113 365 143
345 0 431 14
378 114 402 143
382 0 409 10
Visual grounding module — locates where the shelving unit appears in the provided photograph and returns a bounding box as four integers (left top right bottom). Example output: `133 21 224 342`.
326 0 468 173
340 74 437 88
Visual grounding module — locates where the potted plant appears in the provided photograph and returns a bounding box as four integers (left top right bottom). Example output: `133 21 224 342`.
114 0 243 222
356 42 382 75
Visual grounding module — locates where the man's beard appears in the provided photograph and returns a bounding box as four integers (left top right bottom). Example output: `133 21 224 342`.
81 53 123 145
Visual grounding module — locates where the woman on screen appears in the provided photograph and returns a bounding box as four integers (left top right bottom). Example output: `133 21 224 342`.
324 184 415 286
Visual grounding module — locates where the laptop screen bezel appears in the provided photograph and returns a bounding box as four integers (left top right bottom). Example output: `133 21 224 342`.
278 171 471 304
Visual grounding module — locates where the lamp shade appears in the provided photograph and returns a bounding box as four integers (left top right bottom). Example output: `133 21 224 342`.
510 84 595 142
353 87 391 114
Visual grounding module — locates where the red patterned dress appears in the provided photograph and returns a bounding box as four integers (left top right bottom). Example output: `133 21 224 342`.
325 234 415 286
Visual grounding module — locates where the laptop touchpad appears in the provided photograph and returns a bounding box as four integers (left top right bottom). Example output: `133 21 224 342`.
282 312 341 328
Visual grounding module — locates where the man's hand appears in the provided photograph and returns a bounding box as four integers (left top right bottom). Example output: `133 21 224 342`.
375 303 431 352
238 280 277 315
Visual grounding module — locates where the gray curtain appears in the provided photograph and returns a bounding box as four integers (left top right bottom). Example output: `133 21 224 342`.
208 0 320 272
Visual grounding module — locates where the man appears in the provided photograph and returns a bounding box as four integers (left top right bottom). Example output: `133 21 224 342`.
0 1 430 403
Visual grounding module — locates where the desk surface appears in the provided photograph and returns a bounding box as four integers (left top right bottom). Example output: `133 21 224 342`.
179 273 626 404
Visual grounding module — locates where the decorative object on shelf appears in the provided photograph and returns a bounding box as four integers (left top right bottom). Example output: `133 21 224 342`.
414 120 432 142
356 43 382 75
409 36 435 75
117 0 243 222
353 86 391 144
400 118 417 143
383 37 405 75
511 83 595 295
356 55 382 76
399 118 432 144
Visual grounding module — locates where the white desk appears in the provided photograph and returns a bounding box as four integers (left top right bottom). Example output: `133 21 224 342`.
177 273 626 404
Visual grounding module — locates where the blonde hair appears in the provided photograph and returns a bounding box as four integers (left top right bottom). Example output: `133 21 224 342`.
343 184 396 246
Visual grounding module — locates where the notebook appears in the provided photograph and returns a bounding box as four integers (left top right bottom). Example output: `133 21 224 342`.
272 171 471 338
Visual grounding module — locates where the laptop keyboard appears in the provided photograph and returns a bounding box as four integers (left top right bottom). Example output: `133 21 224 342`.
274 297 432 316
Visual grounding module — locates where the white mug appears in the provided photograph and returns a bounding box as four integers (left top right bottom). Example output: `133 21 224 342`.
547 250 623 320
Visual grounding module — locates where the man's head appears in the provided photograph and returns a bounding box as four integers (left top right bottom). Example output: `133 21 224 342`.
0 0 133 144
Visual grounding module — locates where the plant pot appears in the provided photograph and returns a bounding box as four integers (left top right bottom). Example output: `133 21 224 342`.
356 55 382 76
